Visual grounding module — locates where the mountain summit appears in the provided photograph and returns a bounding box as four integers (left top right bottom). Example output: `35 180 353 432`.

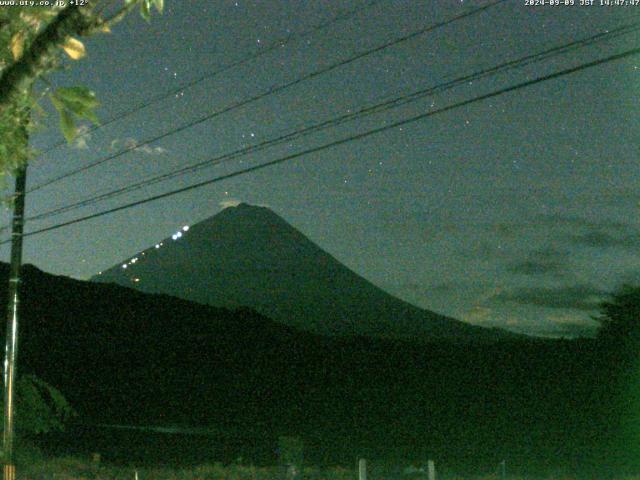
93 203 510 341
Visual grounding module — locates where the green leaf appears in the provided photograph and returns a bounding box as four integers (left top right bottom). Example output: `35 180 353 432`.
51 93 77 143
152 0 164 13
59 108 76 144
140 0 151 21
51 87 100 130
80 108 99 125
55 86 99 110
49 93 64 114
1 375 76 435
10 31 25 60
61 36 86 60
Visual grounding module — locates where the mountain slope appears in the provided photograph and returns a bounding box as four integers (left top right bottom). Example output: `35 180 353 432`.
93 203 511 341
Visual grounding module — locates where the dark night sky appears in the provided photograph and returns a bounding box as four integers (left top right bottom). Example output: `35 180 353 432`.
1 0 638 337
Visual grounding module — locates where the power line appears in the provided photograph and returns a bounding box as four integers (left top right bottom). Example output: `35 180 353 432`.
21 21 640 225
26 0 506 194
6 45 638 244
34 0 386 158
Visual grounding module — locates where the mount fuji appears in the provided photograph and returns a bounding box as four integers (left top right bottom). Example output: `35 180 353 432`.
93 203 514 342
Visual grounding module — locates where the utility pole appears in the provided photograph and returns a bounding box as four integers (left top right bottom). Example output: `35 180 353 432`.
2 164 27 480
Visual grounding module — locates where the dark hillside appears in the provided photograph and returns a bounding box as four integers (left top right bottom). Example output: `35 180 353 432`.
0 263 627 474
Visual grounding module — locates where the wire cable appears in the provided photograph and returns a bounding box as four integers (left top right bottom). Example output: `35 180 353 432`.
21 21 640 225
26 0 506 194
5 45 637 244
34 0 386 158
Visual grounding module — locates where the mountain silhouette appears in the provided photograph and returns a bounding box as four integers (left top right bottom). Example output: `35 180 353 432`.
93 203 512 341
0 263 618 472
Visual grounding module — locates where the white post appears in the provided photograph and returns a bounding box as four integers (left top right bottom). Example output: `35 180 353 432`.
358 458 367 480
427 460 435 480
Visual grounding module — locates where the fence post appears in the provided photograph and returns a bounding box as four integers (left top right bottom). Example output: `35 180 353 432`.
358 458 367 480
427 460 435 480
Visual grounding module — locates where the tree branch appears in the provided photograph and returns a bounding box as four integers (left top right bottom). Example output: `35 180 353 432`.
0 5 91 114
90 0 140 34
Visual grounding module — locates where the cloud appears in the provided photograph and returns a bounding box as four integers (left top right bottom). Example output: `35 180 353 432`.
569 230 640 250
72 125 91 150
527 312 599 338
135 144 168 155
570 231 619 248
508 260 563 275
547 312 597 327
528 214 640 251
123 138 138 150
73 136 89 150
535 213 628 230
461 305 494 325
491 285 608 311
219 199 242 209
110 138 168 156
218 199 271 210
507 248 569 276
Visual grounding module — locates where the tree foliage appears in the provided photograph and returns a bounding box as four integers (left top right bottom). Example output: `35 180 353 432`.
0 0 163 176
0 375 75 435
595 284 640 349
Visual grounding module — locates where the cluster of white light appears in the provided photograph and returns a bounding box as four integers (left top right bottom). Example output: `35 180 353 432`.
171 226 189 240
117 225 189 273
